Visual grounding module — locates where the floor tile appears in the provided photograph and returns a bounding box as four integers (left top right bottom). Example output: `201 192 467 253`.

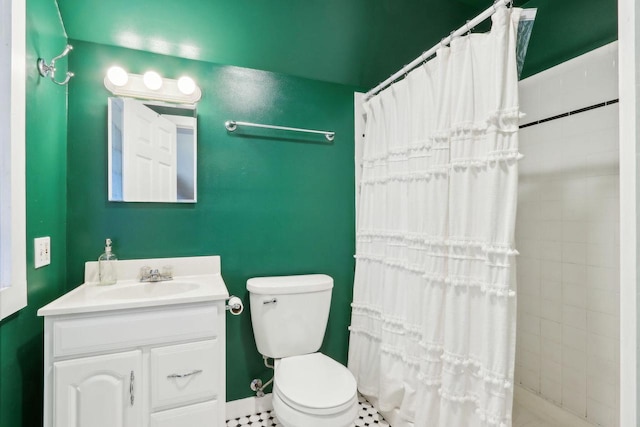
227 397 562 427
225 395 390 427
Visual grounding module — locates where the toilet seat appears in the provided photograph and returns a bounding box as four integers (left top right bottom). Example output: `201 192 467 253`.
274 352 357 415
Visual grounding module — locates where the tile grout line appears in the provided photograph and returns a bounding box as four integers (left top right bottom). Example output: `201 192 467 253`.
520 99 619 129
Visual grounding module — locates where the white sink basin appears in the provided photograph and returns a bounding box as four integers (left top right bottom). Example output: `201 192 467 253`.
96 281 201 300
37 256 229 316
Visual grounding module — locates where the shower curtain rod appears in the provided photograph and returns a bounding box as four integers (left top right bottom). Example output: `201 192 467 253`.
365 0 512 101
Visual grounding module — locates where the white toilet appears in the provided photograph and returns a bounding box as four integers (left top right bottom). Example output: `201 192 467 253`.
247 274 358 427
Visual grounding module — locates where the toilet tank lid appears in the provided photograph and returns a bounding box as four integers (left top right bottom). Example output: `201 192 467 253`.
247 274 333 295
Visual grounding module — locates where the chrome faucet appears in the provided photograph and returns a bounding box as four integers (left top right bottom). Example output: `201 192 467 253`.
139 266 173 282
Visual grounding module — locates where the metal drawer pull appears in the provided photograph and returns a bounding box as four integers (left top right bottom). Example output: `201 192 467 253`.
167 369 203 379
263 298 277 305
129 371 135 406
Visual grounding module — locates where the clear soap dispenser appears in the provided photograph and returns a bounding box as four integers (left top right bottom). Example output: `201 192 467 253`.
98 238 118 285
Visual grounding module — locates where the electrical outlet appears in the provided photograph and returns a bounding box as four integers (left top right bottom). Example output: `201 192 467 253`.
34 236 51 268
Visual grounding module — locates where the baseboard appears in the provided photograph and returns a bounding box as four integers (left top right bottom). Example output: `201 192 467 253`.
226 394 274 420
514 385 594 427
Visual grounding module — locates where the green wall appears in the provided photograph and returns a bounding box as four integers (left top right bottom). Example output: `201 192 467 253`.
0 0 68 426
54 0 478 88
518 0 618 79
65 41 357 402
53 0 620 87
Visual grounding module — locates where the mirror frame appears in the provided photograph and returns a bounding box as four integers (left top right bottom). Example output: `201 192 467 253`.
107 97 198 203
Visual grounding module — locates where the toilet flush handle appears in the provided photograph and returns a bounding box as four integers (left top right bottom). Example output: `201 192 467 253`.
263 298 277 305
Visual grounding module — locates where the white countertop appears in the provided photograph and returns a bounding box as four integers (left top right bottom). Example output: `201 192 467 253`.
38 256 229 317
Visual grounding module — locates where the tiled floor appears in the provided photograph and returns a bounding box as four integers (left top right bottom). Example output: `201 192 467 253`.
226 398 557 427
225 395 390 427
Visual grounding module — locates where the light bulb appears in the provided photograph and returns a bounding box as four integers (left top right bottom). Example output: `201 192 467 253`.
106 66 128 87
143 71 163 91
177 76 196 95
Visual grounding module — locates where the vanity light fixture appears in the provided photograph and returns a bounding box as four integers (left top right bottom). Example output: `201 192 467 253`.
103 67 202 104
143 70 163 91
177 76 196 95
106 66 128 87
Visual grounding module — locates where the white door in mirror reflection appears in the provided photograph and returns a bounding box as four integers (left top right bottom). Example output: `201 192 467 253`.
109 97 197 203
124 98 177 201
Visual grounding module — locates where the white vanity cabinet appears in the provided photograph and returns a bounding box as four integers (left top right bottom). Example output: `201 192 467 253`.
42 301 225 427
38 255 230 427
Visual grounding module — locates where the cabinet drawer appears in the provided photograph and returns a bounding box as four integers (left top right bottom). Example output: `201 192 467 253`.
150 400 218 427
151 339 219 410
53 304 218 357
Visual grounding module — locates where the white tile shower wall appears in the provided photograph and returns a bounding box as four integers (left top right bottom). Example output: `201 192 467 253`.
515 42 619 427
519 43 618 126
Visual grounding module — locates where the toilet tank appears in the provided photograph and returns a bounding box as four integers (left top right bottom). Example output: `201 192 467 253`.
247 274 333 359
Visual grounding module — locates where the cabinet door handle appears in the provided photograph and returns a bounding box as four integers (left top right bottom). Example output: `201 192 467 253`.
167 369 203 379
129 371 135 406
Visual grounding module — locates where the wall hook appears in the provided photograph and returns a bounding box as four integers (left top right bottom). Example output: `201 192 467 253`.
37 44 74 86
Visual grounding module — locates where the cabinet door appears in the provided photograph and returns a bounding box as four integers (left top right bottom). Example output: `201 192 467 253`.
54 350 142 427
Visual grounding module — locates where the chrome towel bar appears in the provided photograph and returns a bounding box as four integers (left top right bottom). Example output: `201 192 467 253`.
225 120 335 141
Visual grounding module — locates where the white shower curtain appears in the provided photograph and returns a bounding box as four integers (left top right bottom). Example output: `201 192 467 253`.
348 6 522 427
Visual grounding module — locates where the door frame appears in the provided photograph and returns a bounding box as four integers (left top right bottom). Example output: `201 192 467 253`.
618 0 638 424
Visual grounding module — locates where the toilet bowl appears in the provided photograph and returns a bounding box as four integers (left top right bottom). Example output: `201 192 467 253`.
272 353 357 427
246 274 359 427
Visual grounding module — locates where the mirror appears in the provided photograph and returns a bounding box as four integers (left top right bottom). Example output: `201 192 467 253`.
108 97 197 203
